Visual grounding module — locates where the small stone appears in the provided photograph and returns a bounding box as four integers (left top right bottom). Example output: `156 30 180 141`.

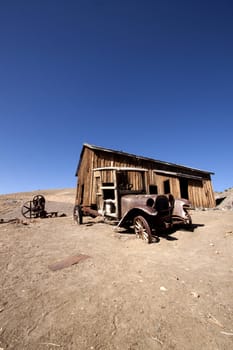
160 286 167 292
191 291 200 298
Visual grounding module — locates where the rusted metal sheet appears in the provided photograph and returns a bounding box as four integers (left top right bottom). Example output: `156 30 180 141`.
0 218 28 225
48 254 90 271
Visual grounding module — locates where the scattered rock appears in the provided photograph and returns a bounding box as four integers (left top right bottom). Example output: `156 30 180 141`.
191 291 200 298
160 286 167 292
215 188 233 210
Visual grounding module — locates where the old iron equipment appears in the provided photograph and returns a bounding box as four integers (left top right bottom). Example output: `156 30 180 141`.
21 195 58 219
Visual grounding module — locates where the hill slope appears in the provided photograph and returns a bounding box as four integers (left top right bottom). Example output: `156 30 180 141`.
0 188 76 220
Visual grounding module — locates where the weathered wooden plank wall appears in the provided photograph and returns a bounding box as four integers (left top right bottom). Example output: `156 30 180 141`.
76 147 215 208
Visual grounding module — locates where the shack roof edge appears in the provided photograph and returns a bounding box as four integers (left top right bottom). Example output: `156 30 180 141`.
75 143 214 176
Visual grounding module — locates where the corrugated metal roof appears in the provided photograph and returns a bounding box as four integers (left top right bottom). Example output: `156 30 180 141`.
75 143 214 176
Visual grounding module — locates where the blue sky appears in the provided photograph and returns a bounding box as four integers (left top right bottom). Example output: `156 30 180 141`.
0 0 232 194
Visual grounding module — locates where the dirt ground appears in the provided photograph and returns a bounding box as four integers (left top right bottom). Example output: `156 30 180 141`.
0 189 233 350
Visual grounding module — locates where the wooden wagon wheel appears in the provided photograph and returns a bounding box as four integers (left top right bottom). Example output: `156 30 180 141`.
133 215 152 244
185 212 192 226
21 201 37 218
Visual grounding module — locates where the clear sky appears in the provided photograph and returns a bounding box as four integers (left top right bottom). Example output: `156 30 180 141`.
0 0 232 195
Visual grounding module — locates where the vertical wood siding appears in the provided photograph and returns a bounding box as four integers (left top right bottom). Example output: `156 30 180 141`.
76 147 215 208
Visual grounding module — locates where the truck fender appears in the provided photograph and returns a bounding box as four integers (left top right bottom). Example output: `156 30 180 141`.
118 206 157 228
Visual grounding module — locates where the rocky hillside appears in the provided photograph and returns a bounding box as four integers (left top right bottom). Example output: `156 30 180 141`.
215 187 233 210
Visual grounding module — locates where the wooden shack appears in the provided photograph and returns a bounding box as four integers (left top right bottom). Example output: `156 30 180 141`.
75 143 215 209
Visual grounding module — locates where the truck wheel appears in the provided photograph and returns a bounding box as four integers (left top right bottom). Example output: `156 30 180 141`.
186 213 192 225
133 216 152 244
73 205 83 225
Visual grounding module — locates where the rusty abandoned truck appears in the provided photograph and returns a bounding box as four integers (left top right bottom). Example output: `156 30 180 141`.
74 167 192 243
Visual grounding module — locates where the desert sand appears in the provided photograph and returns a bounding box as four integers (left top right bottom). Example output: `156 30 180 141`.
0 188 233 349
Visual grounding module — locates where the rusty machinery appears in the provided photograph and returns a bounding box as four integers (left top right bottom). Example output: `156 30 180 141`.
21 195 58 219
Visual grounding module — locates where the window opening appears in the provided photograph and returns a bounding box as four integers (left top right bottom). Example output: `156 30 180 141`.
163 180 170 194
179 178 189 199
149 185 158 194
102 189 115 200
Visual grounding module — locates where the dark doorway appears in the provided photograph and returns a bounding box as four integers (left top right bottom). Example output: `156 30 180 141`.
164 180 170 194
80 184 84 204
179 178 189 199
